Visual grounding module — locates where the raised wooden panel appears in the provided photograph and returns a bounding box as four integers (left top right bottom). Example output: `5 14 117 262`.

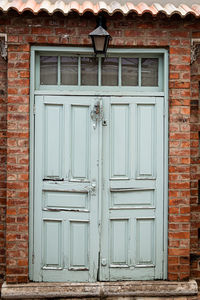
43 220 62 268
111 104 129 178
137 104 155 178
70 221 89 269
44 104 63 178
43 191 88 211
71 105 90 180
111 190 154 208
110 219 128 265
136 218 155 266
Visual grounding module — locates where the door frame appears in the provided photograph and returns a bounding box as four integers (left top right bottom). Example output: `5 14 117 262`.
29 46 169 281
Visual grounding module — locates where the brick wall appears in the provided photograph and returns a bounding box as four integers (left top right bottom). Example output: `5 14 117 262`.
0 10 196 283
0 45 7 289
190 33 200 285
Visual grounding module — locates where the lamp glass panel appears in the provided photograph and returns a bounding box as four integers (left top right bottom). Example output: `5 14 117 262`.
93 36 105 52
141 58 158 86
81 57 98 86
61 56 78 85
122 58 139 86
102 57 118 86
40 56 58 85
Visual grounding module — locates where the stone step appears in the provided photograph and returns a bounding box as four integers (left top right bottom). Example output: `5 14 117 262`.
1 280 198 299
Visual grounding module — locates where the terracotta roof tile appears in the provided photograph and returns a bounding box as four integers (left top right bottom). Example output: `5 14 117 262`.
0 0 200 17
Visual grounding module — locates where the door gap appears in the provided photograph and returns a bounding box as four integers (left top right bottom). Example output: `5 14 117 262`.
97 251 100 281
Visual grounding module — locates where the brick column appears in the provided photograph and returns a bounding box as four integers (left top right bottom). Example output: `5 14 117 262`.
0 54 7 287
6 43 30 283
168 31 191 280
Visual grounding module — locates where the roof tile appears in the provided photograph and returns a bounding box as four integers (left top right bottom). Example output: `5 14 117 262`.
0 0 200 17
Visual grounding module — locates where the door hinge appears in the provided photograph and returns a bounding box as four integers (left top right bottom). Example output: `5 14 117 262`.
32 253 34 264
33 104 36 115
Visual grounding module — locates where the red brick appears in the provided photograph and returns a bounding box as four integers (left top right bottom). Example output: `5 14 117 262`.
169 232 190 239
31 27 52 35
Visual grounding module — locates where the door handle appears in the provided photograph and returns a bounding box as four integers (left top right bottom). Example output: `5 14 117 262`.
90 100 103 129
90 181 96 195
86 181 96 195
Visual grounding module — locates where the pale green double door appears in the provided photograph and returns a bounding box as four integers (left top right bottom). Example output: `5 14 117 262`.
33 95 165 282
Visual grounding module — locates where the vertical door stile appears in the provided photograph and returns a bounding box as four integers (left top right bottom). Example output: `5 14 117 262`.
98 97 103 243
34 95 44 281
154 97 164 279
99 98 110 281
65 103 70 180
88 97 100 281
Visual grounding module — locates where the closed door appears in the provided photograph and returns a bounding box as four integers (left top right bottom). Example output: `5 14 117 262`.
100 96 164 280
33 95 164 282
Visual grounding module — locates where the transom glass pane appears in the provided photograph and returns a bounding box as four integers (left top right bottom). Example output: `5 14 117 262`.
61 56 78 85
102 57 118 86
141 58 158 86
122 58 138 86
40 56 58 85
81 57 98 86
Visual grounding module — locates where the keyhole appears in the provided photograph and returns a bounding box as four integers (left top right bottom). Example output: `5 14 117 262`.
95 104 100 115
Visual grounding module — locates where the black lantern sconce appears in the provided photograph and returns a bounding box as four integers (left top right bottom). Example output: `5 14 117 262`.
89 16 112 56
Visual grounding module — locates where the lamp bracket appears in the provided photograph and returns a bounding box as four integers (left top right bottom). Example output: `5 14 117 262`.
191 38 200 64
0 34 7 60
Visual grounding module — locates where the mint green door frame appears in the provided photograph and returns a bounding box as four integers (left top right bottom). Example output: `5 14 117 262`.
29 46 168 281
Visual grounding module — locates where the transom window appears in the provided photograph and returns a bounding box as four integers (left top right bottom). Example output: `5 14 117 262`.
35 50 164 92
40 55 158 87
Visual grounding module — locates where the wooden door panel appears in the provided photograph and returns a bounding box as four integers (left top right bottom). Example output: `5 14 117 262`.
100 97 164 281
69 220 89 269
71 105 90 180
135 218 155 266
44 103 63 179
110 219 129 266
43 191 88 211
137 104 155 178
43 219 63 268
110 104 130 179
33 96 99 282
110 189 154 207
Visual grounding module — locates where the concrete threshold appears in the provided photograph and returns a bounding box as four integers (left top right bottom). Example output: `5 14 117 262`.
1 280 198 299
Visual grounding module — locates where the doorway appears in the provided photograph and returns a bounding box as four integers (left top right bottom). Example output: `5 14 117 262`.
30 48 168 282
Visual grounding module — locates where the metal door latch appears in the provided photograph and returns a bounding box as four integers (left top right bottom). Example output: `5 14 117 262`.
101 258 107 266
86 181 96 195
90 100 103 129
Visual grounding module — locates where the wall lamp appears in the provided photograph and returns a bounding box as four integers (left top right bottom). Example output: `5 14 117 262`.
89 16 112 56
